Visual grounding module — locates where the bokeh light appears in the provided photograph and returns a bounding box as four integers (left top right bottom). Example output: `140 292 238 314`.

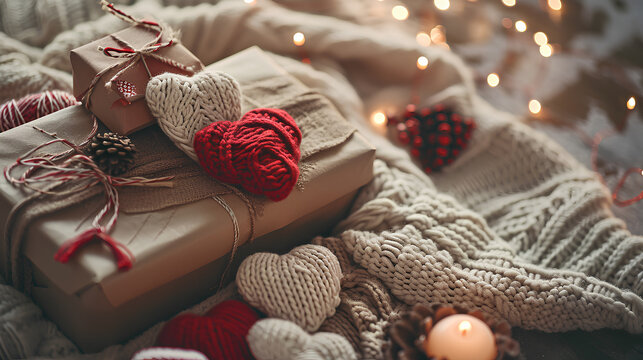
487 73 500 87
529 100 542 114
417 56 429 70
392 5 409 20
434 0 450 11
416 32 432 47
534 32 548 46
293 32 305 46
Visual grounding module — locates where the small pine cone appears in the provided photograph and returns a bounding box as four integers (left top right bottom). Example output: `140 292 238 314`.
385 304 520 360
87 132 136 176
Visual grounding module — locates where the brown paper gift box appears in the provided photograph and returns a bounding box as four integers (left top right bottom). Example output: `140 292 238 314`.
70 25 204 135
0 47 375 352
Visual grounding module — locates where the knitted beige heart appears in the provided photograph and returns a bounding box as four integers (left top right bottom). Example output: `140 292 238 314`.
145 71 242 161
236 245 342 332
247 318 357 360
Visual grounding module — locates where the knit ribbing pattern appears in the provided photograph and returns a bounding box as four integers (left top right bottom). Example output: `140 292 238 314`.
236 245 342 332
0 54 72 104
317 159 642 337
0 281 78 359
314 236 407 359
247 318 357 360
146 71 242 162
195 108 302 201
431 123 643 296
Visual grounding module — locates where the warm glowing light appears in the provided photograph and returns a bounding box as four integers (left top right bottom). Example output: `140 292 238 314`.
243 0 256 4
534 32 548 46
627 96 636 110
416 32 432 47
529 100 542 114
548 0 562 11
430 26 446 43
515 20 527 32
458 320 472 335
487 73 500 87
417 56 429 70
434 0 450 11
502 0 516 7
539 43 553 57
371 112 387 126
501 18 513 29
392 5 409 20
293 32 305 46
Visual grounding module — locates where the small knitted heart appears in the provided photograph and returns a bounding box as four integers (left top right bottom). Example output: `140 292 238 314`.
146 71 242 161
194 108 302 201
156 300 260 360
388 104 475 173
247 318 357 360
236 245 342 332
131 347 208 360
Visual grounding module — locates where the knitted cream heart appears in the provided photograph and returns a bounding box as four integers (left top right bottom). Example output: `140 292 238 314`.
131 348 208 360
236 245 342 332
247 318 357 360
145 71 242 161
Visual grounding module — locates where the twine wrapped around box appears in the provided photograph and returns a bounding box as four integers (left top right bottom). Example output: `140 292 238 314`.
2 74 356 293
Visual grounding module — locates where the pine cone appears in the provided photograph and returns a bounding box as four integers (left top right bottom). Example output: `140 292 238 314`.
87 132 136 176
385 304 520 360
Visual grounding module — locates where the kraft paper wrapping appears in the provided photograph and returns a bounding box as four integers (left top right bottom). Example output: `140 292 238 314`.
70 25 205 135
0 47 375 350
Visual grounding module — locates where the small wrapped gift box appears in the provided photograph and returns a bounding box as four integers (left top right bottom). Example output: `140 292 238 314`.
70 24 204 135
0 47 375 352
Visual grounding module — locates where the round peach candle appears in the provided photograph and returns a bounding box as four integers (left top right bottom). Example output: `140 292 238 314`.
424 314 497 360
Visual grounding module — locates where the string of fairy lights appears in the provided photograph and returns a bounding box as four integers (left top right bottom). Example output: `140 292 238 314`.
244 0 642 207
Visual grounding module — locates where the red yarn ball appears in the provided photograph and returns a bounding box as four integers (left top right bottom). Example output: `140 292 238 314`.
156 300 261 360
0 90 78 132
193 108 302 201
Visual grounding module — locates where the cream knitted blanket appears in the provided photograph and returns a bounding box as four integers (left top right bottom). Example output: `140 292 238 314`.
0 0 641 359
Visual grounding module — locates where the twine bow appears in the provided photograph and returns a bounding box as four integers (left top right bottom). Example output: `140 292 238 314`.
78 1 198 107
4 118 174 270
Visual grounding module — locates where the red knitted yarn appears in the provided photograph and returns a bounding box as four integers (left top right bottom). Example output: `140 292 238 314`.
193 108 302 201
0 90 78 132
156 300 261 360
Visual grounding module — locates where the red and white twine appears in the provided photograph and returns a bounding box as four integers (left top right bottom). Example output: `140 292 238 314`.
0 90 78 132
77 1 198 108
4 118 174 269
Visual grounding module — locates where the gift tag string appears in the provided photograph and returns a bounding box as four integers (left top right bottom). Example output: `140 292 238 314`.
77 1 198 108
4 117 174 270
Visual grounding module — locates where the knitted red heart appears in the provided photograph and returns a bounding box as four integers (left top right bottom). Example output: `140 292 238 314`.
193 108 302 201
156 300 261 360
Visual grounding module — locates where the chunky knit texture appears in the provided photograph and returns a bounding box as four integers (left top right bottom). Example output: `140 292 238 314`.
247 318 357 360
0 0 641 359
156 300 260 360
146 71 242 162
0 53 73 104
194 108 302 201
309 159 643 358
0 90 78 132
237 245 342 332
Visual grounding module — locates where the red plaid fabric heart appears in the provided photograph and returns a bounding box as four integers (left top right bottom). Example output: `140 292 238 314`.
193 108 302 201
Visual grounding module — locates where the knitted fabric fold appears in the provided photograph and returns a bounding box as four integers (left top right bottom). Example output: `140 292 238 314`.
313 159 642 358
